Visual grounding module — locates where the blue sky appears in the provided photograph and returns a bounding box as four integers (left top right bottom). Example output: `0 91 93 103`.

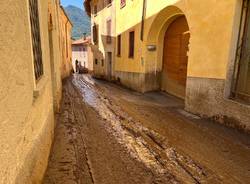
60 0 83 9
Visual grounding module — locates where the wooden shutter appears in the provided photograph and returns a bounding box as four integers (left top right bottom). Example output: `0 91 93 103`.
93 24 98 45
129 31 135 58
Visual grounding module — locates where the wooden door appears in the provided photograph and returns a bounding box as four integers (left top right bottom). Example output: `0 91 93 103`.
161 16 190 99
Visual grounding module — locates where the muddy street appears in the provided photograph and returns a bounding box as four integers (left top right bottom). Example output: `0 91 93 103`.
43 74 250 184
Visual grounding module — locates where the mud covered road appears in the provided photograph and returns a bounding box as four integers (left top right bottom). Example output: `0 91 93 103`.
43 74 250 184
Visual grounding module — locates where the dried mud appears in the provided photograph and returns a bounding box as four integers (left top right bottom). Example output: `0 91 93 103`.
43 75 250 184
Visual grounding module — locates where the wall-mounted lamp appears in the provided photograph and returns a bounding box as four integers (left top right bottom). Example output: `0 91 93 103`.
147 45 157 51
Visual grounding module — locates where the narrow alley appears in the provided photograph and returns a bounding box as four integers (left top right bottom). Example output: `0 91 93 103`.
43 74 250 184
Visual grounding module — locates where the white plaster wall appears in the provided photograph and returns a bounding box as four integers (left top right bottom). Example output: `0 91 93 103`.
72 45 89 71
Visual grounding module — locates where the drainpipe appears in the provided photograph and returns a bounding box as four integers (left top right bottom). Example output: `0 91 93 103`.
66 20 69 59
140 0 147 41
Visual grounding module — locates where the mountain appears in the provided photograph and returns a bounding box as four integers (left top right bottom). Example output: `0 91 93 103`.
64 5 91 40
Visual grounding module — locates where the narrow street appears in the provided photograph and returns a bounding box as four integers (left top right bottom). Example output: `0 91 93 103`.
43 74 250 184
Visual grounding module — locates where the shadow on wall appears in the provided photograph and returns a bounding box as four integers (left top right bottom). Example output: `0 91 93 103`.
90 33 116 80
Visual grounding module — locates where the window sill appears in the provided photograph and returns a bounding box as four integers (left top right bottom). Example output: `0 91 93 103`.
33 76 48 102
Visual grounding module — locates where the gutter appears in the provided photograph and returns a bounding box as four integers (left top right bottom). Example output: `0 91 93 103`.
140 0 147 41
60 5 73 27
84 0 92 17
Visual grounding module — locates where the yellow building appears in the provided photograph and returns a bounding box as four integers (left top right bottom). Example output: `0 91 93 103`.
85 0 250 132
0 0 70 182
60 6 73 79
86 0 116 80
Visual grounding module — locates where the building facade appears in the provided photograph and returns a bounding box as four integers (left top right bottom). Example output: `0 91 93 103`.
87 0 116 80
0 0 70 182
60 6 73 79
72 37 93 72
85 0 250 132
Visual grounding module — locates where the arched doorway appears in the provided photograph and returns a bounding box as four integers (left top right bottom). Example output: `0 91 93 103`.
161 15 190 99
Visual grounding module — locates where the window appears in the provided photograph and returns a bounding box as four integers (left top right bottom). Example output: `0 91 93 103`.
93 24 98 45
117 35 121 56
106 20 112 44
65 23 68 58
29 0 43 81
101 59 104 67
95 59 98 65
93 5 97 15
232 0 250 103
120 0 126 8
129 31 135 58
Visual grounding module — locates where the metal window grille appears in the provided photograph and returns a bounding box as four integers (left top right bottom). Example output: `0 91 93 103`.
29 0 43 81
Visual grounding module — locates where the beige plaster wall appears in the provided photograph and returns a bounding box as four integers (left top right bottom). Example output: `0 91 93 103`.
48 0 63 112
114 0 238 81
0 0 61 182
87 44 94 72
60 7 73 79
91 0 116 79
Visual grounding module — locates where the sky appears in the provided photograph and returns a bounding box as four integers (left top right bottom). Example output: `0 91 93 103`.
60 0 83 9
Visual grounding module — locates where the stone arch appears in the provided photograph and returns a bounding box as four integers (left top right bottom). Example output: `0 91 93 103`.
145 6 190 98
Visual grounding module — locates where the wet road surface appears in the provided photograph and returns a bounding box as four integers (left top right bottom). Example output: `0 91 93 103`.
43 74 250 184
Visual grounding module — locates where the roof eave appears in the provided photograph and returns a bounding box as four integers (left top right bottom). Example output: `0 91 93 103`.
84 0 91 17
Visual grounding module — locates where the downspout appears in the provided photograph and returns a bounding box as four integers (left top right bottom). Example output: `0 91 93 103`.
141 0 147 91
140 0 147 41
66 20 69 58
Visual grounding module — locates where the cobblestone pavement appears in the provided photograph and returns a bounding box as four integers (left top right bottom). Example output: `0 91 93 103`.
43 74 250 184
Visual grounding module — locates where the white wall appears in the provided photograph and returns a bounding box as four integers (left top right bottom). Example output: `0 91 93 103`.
72 45 89 71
